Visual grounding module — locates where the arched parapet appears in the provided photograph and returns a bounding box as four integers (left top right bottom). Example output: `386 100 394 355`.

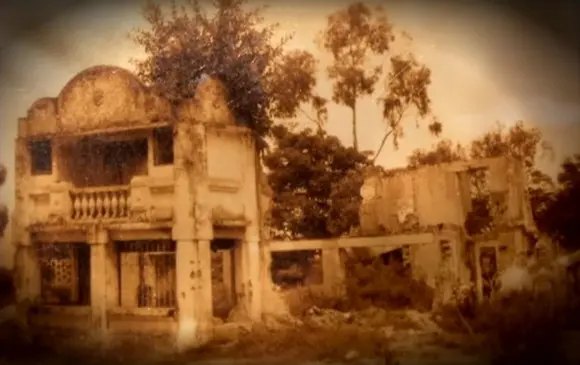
55 65 172 135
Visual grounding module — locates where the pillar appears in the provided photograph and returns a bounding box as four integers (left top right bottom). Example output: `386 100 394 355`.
322 247 345 295
175 239 199 351
174 237 213 351
245 239 262 321
88 226 108 340
197 239 213 322
221 250 234 306
14 238 40 313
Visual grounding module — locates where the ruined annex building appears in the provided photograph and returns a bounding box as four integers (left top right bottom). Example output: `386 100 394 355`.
357 158 538 303
11 65 272 347
268 157 538 305
11 64 538 349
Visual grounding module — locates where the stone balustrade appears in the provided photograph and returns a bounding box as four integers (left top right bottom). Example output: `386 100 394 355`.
69 185 130 221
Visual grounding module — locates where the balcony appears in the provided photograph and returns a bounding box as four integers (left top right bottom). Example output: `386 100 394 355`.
70 185 130 221
26 176 174 228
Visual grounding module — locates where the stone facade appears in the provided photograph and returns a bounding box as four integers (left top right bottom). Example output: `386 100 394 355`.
12 65 270 349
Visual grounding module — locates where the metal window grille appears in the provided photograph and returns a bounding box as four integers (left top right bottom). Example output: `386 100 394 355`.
36 242 91 305
116 240 176 308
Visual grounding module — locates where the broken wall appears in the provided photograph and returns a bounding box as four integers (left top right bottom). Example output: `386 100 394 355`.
360 157 535 235
359 166 465 235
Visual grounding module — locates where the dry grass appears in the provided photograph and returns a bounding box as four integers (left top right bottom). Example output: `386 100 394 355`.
192 322 394 363
434 291 575 365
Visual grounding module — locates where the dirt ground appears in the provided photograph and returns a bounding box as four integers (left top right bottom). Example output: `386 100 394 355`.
0 306 490 365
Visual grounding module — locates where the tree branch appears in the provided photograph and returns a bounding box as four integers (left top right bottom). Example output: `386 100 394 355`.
372 127 395 164
299 107 324 131
372 78 430 163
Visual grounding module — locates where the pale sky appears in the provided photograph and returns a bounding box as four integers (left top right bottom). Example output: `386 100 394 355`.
1 0 579 267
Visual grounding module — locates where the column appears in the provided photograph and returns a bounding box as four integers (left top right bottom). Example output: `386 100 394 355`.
245 239 262 321
233 241 246 308
88 226 108 340
322 247 345 295
175 239 200 351
14 238 40 319
197 239 213 323
221 250 234 305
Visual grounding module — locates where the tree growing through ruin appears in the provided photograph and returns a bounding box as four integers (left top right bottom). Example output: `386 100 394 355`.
132 0 443 242
131 0 327 146
320 2 441 154
407 121 556 233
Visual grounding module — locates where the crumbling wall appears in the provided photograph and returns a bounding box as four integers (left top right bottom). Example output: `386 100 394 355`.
360 157 533 237
360 166 466 236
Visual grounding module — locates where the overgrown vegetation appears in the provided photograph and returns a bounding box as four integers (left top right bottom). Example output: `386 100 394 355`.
434 290 575 365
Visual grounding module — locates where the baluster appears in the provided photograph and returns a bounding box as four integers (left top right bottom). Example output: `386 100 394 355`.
95 192 103 219
111 191 119 218
118 191 127 217
87 192 96 219
80 194 89 220
102 191 111 219
72 193 81 219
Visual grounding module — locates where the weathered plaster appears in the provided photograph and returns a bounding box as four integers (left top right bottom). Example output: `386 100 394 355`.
12 66 266 350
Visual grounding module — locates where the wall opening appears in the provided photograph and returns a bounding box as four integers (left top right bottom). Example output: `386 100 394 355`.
115 240 176 309
61 136 148 187
29 139 52 175
479 246 498 300
270 250 322 289
210 239 236 319
153 127 174 166
465 168 493 235
379 247 409 276
36 242 90 306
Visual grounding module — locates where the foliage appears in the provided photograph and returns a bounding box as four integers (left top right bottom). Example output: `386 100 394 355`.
436 291 568 365
320 2 440 154
263 124 370 240
320 2 392 151
540 154 580 251
342 254 434 311
407 139 467 168
131 0 326 145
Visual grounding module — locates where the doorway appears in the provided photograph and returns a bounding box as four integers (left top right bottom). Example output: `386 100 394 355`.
475 243 499 301
210 239 237 319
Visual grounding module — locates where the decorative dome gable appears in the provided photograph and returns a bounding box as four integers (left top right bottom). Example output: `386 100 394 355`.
56 65 172 134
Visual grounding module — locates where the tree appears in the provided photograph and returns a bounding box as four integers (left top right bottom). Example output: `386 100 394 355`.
467 121 555 223
320 2 440 154
320 2 391 152
407 139 466 168
0 164 7 237
539 154 580 251
263 125 370 240
131 0 327 144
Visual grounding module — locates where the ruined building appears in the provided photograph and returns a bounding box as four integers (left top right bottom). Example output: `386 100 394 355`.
11 65 272 348
358 157 538 302
268 157 538 306
11 64 539 350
